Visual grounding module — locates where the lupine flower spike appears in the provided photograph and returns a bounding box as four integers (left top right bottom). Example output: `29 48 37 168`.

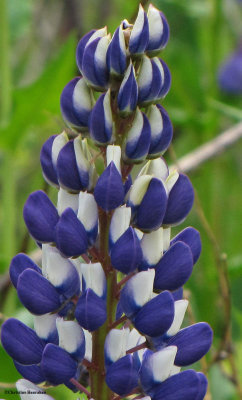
1 4 212 400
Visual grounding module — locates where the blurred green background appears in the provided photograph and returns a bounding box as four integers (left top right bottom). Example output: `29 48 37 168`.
0 0 241 399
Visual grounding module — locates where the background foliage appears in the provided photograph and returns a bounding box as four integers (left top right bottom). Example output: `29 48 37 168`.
0 0 241 399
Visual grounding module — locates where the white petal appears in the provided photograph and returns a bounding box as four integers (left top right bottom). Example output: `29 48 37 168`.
52 132 68 168
34 314 57 340
149 346 177 383
110 206 131 243
74 136 89 174
105 328 129 362
137 56 152 89
129 174 152 206
127 328 145 351
103 89 113 132
169 365 181 376
130 5 145 43
95 35 111 70
16 380 54 400
78 192 98 231
81 262 106 297
166 169 179 192
141 228 163 265
106 145 121 174
147 4 163 43
83 329 92 361
125 108 143 145
86 27 108 47
56 317 85 354
73 78 93 112
134 228 144 240
129 270 155 307
167 300 189 336
57 188 79 215
163 227 171 251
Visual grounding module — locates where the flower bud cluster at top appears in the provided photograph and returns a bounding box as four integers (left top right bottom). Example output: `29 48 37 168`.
1 4 213 400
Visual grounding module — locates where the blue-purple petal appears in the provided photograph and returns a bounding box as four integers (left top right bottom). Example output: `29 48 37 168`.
196 372 208 400
166 323 213 366
89 93 113 144
163 173 194 226
76 29 96 72
55 208 88 258
125 112 151 161
154 241 194 291
106 355 139 396
82 37 109 89
171 227 202 264
134 291 174 337
94 162 124 211
23 190 59 243
9 253 41 288
1 318 45 365
75 289 107 331
111 227 143 274
17 269 61 315
41 343 78 385
40 135 59 186
14 361 46 384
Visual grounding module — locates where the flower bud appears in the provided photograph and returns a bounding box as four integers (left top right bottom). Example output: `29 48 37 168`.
94 162 124 211
40 132 68 187
82 34 111 90
110 227 143 274
1 318 45 365
146 4 169 55
140 346 177 393
137 56 171 106
60 77 94 131
57 136 90 192
23 190 59 243
75 288 107 331
122 109 151 162
146 104 173 158
107 24 127 76
117 63 138 115
154 241 194 291
56 318 85 361
129 5 149 55
76 28 107 72
89 90 114 144
138 157 169 181
78 192 98 245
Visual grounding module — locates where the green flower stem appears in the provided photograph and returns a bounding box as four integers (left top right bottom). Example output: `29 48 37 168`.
0 0 12 127
90 209 117 400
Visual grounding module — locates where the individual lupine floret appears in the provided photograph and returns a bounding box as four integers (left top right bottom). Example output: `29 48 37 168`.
94 146 124 211
117 63 138 116
128 174 168 231
146 104 173 158
40 132 68 187
122 109 151 162
89 90 114 144
56 136 91 192
109 205 131 249
104 328 129 366
129 4 149 55
77 192 98 245
76 28 107 72
146 4 170 55
81 31 111 90
60 77 94 131
137 56 171 106
107 23 127 76
140 227 164 269
56 318 85 361
105 354 139 396
120 270 175 337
